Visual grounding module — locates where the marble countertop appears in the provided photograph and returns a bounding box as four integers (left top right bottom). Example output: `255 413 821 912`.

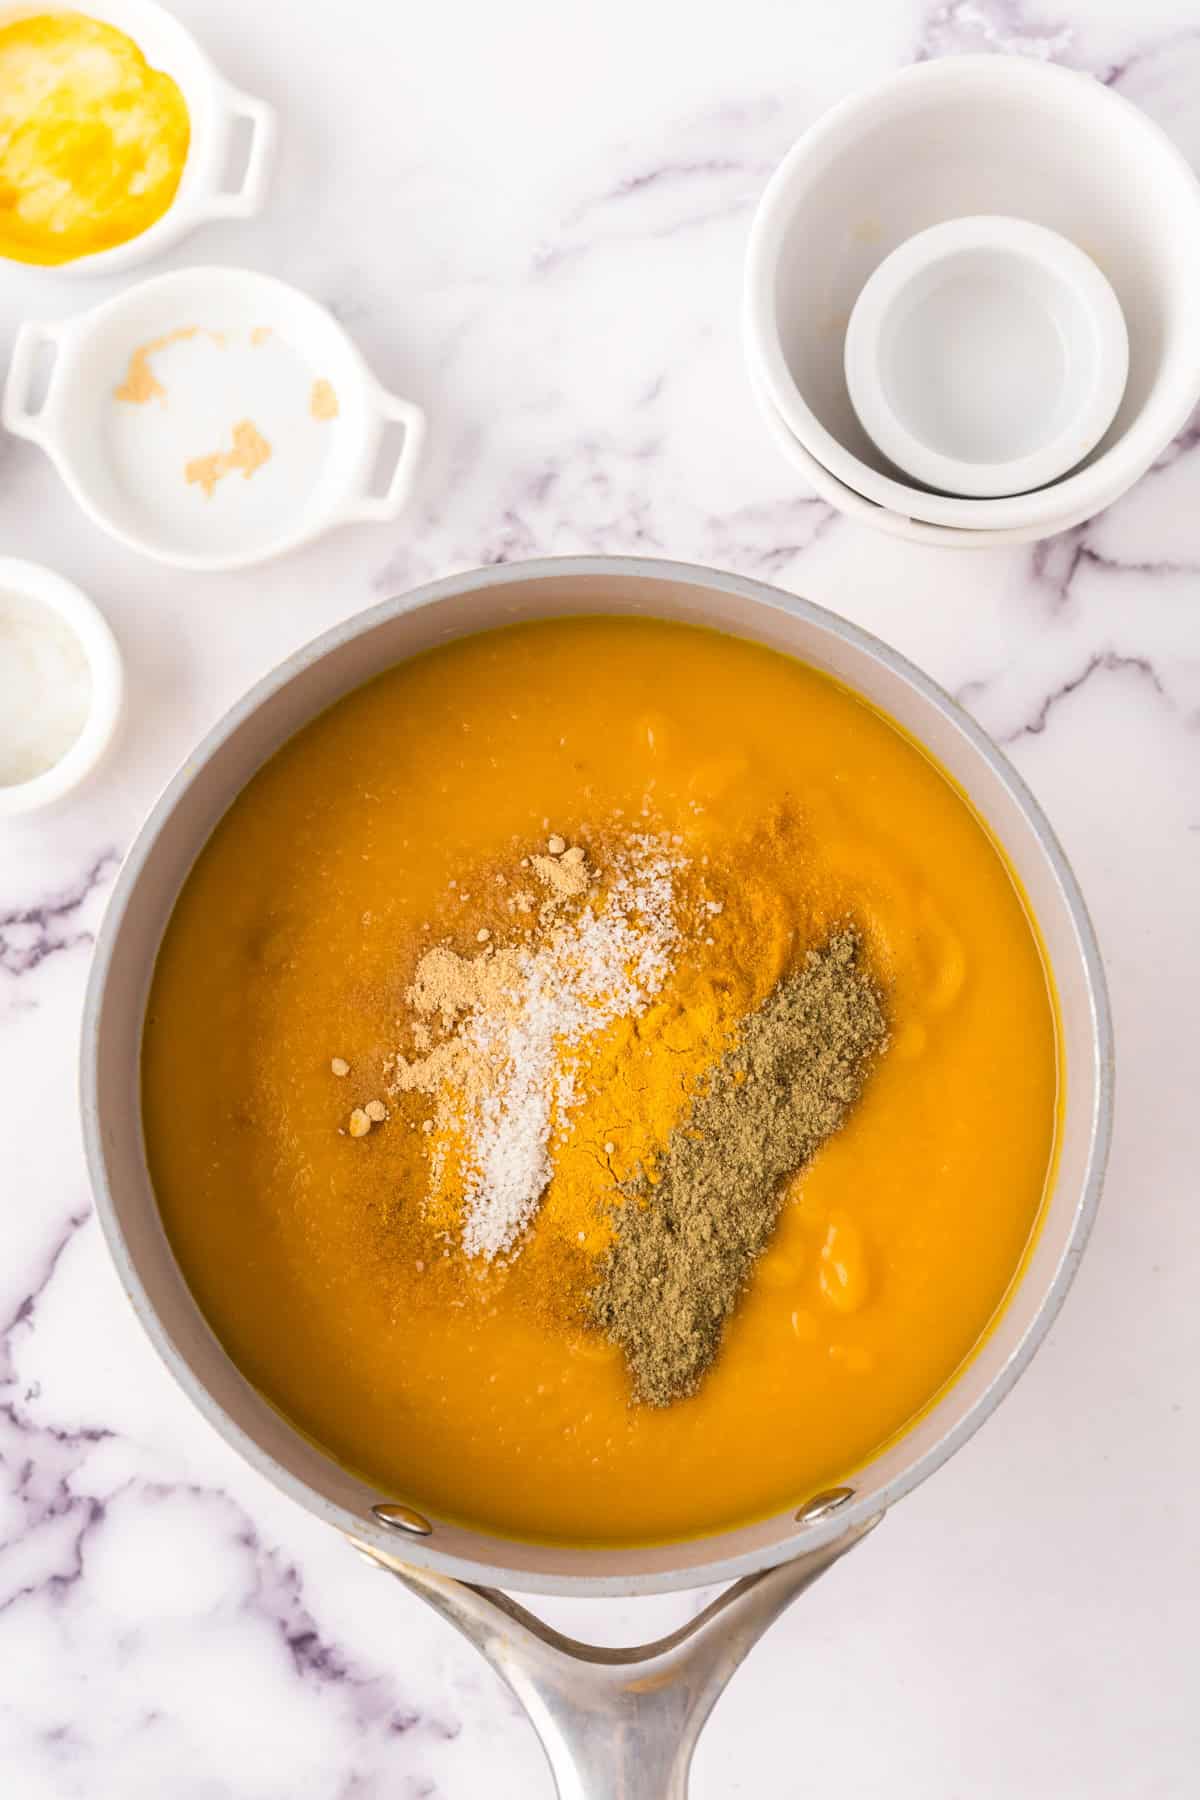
2 0 1197 1793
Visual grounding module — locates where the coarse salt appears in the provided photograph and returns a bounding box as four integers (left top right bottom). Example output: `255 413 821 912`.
0 590 91 788
462 839 679 1259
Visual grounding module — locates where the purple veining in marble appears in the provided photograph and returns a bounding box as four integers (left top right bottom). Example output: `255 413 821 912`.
0 0 1197 1793
0 854 120 981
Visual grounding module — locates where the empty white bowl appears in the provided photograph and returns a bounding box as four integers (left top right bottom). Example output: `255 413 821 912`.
844 216 1129 499
745 54 1200 536
2 267 427 572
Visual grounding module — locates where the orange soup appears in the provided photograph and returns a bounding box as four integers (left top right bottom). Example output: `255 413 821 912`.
143 617 1058 1545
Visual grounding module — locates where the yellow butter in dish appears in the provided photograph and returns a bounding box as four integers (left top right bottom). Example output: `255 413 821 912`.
0 13 189 265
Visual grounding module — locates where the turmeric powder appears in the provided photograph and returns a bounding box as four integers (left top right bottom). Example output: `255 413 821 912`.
520 809 845 1289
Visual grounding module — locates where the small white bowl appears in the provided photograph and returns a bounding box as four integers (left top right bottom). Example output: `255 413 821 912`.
0 559 123 816
2 266 427 572
745 54 1200 536
747 357 1125 548
844 216 1129 499
0 0 276 277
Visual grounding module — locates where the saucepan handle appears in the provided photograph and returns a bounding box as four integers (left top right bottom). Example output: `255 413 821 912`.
351 1514 882 1799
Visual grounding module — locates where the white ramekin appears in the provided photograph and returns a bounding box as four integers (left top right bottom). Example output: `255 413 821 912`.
747 357 1125 548
0 558 123 816
2 266 427 572
843 216 1129 500
744 54 1200 537
0 0 277 277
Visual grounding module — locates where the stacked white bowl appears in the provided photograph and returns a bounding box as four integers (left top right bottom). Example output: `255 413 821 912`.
744 55 1200 547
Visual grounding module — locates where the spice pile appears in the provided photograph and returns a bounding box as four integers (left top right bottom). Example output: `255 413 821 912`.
388 833 682 1259
185 419 273 498
333 821 890 1407
589 929 887 1404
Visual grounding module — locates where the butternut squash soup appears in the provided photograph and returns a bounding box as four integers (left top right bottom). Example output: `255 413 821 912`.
143 617 1058 1545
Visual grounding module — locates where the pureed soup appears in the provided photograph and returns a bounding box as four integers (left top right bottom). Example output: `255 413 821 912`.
143 617 1059 1545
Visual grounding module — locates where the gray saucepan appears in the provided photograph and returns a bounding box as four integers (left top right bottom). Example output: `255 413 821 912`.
82 556 1113 1798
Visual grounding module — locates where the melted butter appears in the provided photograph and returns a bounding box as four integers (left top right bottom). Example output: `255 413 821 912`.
0 13 189 265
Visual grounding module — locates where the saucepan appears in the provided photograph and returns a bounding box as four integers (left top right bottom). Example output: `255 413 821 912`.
82 556 1112 1798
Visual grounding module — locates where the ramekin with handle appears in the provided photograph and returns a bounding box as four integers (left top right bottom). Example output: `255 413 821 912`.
0 0 277 275
2 266 427 570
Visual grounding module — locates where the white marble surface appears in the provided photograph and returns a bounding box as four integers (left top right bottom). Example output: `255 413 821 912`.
2 1 1198 1793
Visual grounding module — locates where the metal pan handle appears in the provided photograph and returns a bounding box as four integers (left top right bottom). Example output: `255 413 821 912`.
351 1513 882 1798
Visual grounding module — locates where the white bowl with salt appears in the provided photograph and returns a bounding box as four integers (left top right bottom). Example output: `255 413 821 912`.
0 559 123 816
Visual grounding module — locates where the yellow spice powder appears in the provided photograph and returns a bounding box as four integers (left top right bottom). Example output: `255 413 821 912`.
114 328 199 406
537 810 824 1267
185 419 272 498
310 379 339 421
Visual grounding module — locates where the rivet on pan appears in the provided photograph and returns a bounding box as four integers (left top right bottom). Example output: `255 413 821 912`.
373 1501 433 1536
795 1486 855 1523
